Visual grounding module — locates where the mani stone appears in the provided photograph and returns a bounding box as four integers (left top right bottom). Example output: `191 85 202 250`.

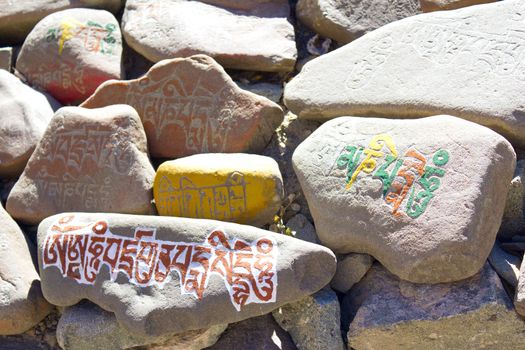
0 47 12 71
81 55 283 158
57 301 226 350
330 253 374 293
121 0 297 72
296 0 421 44
342 263 525 350
0 0 123 45
37 212 336 337
0 70 57 178
420 0 497 12
284 0 525 147
0 203 52 335
16 8 123 105
154 154 284 227
293 115 515 283
6 105 155 225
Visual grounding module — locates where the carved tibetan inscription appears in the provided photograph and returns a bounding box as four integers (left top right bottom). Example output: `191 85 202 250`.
336 134 450 218
42 214 278 311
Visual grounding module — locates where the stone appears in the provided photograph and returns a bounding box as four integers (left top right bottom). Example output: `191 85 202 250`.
121 0 296 72
514 255 525 316
0 70 58 178
0 0 123 45
286 214 318 244
154 154 284 227
57 301 226 350
0 203 52 335
6 105 155 225
206 314 297 350
488 242 521 288
342 263 525 350
0 47 12 71
37 212 336 337
16 8 123 105
293 115 515 283
420 0 497 12
284 0 525 148
499 160 525 239
296 0 421 44
330 253 374 293
273 288 345 350
236 82 283 104
81 55 283 158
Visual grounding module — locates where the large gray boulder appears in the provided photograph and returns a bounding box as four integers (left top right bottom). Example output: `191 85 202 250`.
37 212 336 337
293 115 515 283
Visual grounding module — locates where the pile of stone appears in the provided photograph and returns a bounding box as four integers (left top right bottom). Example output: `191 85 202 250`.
2 0 525 349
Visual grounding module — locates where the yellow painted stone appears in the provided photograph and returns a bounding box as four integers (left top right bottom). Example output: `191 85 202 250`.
154 153 284 226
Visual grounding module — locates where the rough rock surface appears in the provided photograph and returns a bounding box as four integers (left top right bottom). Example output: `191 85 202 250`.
514 256 525 316
331 253 374 293
296 0 421 44
81 55 283 158
0 203 51 335
488 242 521 288
236 82 283 104
284 0 525 147
293 115 515 283
0 70 57 178
57 301 226 350
16 8 123 104
420 0 497 12
37 212 336 337
342 263 525 350
121 0 296 72
500 160 525 239
0 47 12 71
273 288 345 350
6 105 155 225
0 0 123 44
286 214 318 244
154 154 284 227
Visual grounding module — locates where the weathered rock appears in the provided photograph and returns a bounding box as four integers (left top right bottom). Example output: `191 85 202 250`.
206 314 297 350
57 301 226 350
6 105 155 225
0 0 123 45
420 0 497 12
37 212 336 337
16 8 123 104
488 242 521 288
236 82 283 104
0 203 51 335
331 253 374 293
284 0 525 147
121 0 296 72
81 55 283 158
286 214 318 244
154 154 284 227
343 263 525 350
0 70 58 178
296 0 421 44
293 115 515 283
0 47 12 71
273 288 344 350
514 255 525 316
500 160 525 239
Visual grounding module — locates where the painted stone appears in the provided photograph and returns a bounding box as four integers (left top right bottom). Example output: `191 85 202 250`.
37 212 336 337
296 0 420 44
0 70 58 178
6 105 155 225
121 0 297 72
57 301 226 350
0 203 52 335
0 47 12 71
284 0 525 147
293 115 515 283
0 0 123 44
16 8 123 105
81 55 283 158
330 253 374 293
154 154 284 227
420 0 497 12
342 263 525 350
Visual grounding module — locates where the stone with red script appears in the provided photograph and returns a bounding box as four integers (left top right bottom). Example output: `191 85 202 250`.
16 8 123 105
6 105 155 225
37 212 336 337
0 203 52 335
81 55 283 158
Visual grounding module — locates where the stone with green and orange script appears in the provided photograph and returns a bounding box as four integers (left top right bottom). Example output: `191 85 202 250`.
154 154 284 227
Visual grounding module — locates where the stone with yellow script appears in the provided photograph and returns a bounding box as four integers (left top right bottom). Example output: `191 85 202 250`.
154 154 284 227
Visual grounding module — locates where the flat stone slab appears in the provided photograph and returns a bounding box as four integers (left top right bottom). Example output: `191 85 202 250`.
121 0 297 72
81 55 283 158
284 0 525 147
154 154 284 227
37 213 336 337
293 115 515 283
